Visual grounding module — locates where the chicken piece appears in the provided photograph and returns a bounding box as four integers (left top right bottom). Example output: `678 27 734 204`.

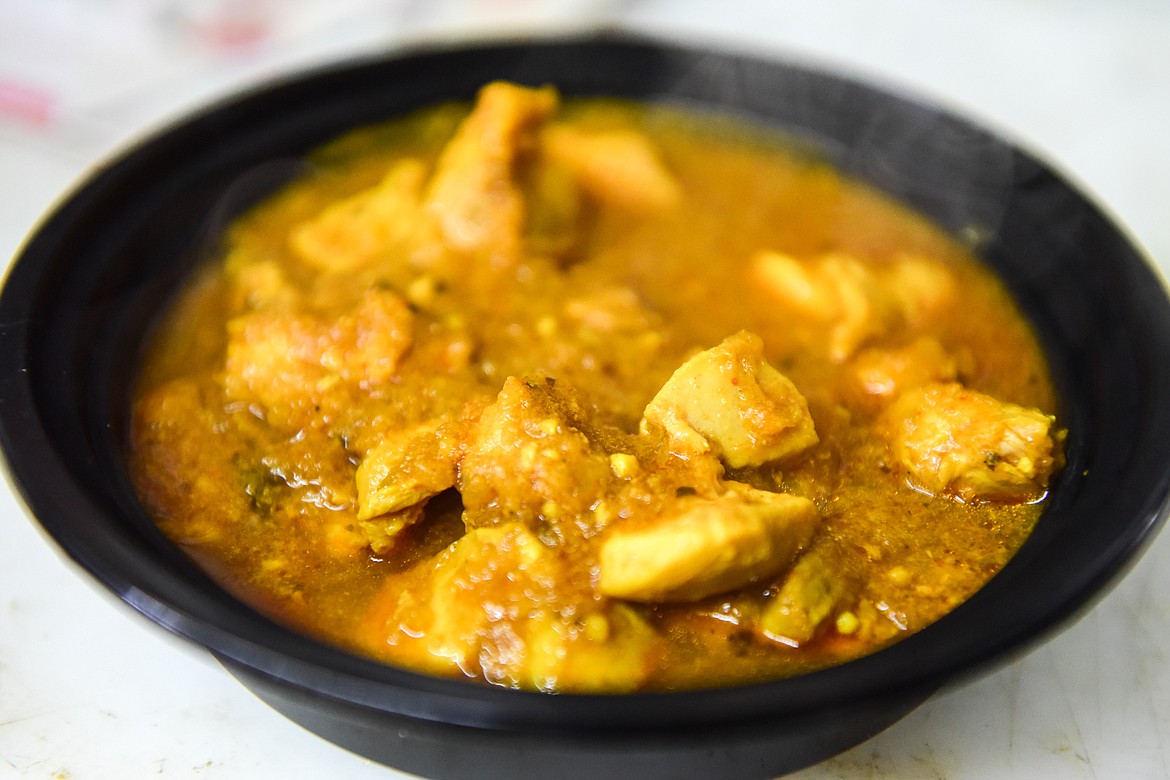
752 251 896 362
424 82 558 264
752 251 837 320
363 523 553 679
524 602 657 693
226 255 300 312
290 158 428 273
882 382 1059 503
642 331 818 468
562 286 659 336
359 504 426 555
598 484 818 602
518 286 668 424
880 253 957 327
354 417 463 521
458 376 616 535
827 254 885 359
223 289 413 428
320 290 415 385
223 310 326 422
363 523 654 691
541 124 681 212
520 157 582 257
757 550 845 646
846 337 959 412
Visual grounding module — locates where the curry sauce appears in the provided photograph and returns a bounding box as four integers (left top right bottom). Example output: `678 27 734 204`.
129 83 1061 691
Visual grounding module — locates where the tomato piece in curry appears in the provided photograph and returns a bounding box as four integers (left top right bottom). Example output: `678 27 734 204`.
129 82 1063 692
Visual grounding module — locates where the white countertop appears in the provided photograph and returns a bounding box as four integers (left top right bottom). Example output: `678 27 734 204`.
2 1 1169 778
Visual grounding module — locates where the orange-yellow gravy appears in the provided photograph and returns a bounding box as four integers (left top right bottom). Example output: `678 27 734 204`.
129 83 1062 692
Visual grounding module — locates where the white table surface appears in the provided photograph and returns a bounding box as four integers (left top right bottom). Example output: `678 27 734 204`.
2 1 1169 778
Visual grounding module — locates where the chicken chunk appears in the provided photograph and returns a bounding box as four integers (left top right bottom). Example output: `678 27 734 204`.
363 523 553 679
880 253 957 327
523 602 657 693
354 416 464 521
458 376 615 535
358 504 426 555
519 157 582 256
363 523 654 691
541 124 681 212
752 251 894 363
290 158 428 272
846 337 959 412
883 382 1059 503
226 255 300 312
223 289 413 428
752 250 838 321
757 550 845 646
642 331 818 468
598 484 818 602
562 285 659 336
424 82 558 265
523 286 668 424
753 251 958 363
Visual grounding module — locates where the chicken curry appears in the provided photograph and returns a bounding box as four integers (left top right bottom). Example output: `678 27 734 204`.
129 82 1062 692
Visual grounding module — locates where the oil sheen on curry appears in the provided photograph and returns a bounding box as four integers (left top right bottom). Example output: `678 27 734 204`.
130 83 1063 692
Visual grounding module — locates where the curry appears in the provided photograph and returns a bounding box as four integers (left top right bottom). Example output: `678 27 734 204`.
129 82 1062 692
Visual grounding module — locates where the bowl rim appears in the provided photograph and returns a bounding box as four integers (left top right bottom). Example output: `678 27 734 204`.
3 30 1170 737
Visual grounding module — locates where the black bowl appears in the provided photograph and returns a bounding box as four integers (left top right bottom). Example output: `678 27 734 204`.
3 34 1169 780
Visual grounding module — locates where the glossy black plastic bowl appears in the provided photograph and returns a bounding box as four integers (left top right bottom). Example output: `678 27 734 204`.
3 35 1170 780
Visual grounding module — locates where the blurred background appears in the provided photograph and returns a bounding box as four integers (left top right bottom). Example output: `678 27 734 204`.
2 1 1168 778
